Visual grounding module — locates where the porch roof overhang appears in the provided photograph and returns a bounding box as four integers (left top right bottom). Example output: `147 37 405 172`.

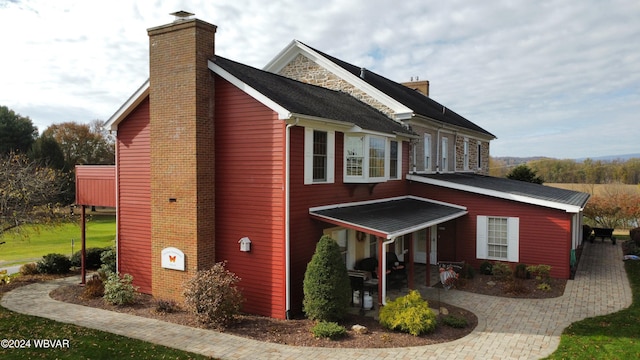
309 196 468 239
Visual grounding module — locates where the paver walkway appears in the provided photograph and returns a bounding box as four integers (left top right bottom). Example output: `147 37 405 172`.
2 241 632 359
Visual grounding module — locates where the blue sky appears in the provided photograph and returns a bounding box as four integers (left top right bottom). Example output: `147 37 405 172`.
1 0 638 159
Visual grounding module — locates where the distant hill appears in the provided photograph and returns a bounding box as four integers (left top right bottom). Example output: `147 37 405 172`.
575 153 640 162
494 154 640 165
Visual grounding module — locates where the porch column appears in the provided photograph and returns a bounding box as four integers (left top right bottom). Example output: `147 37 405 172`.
80 205 86 285
377 237 384 306
407 232 414 289
426 227 431 287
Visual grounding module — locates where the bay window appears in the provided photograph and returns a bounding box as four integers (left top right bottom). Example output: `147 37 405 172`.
345 134 400 183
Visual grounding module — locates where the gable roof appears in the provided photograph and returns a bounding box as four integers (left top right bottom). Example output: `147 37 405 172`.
407 173 590 213
265 40 495 139
211 56 415 137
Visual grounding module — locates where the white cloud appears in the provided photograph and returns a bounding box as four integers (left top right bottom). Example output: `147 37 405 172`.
0 0 638 158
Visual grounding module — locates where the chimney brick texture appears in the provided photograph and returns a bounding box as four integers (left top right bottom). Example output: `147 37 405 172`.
148 18 217 302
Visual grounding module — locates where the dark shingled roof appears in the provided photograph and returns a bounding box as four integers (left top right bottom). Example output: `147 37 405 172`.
302 43 496 138
415 173 590 208
310 197 467 238
213 56 415 137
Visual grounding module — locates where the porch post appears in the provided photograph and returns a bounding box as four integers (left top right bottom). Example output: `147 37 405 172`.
407 232 414 289
377 237 384 306
80 205 86 285
426 227 431 287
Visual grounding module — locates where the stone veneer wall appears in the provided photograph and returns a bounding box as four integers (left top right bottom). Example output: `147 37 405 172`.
278 54 396 118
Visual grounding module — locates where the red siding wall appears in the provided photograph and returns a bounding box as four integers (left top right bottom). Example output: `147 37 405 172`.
288 127 410 314
409 182 573 279
214 77 287 319
117 98 152 293
75 166 116 207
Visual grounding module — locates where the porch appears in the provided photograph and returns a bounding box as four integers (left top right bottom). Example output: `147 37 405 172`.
310 195 468 307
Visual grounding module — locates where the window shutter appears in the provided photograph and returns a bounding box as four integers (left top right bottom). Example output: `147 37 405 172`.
304 128 313 184
476 216 488 259
507 217 519 262
327 130 335 183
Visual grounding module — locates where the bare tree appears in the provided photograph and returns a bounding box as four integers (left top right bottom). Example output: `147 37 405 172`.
0 153 70 236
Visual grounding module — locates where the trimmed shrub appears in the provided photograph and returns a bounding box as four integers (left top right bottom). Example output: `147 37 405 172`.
70 247 107 269
442 314 468 328
82 274 104 299
103 272 138 305
460 262 475 279
491 262 512 281
155 299 180 314
183 262 244 328
36 253 71 274
527 264 552 284
379 290 437 336
99 247 116 274
303 235 351 322
479 261 493 275
19 262 39 275
311 321 347 339
514 263 529 279
0 270 10 284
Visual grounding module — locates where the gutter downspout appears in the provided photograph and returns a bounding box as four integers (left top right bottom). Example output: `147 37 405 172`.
285 117 299 319
112 131 119 274
381 237 397 305
436 127 442 173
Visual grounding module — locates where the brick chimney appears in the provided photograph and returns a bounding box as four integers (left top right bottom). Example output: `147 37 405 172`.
148 12 217 301
401 79 430 96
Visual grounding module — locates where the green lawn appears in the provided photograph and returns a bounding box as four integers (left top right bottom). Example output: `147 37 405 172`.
546 247 640 359
0 214 116 267
0 304 212 359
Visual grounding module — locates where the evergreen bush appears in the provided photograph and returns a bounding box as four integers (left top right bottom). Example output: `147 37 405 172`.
491 262 512 281
379 290 437 336
514 263 529 279
479 261 493 275
36 253 71 274
70 247 107 269
103 272 138 305
302 235 351 322
442 314 468 328
99 246 117 274
311 321 347 339
183 262 244 328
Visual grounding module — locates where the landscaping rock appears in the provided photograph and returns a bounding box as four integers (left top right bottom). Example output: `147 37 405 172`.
351 324 368 334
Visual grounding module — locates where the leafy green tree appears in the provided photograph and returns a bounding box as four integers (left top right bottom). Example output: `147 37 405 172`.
0 105 38 154
303 235 351 321
507 164 544 184
28 134 66 170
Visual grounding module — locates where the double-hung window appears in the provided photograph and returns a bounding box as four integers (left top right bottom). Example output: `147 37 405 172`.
389 140 399 179
424 134 431 171
441 137 449 172
304 128 335 184
463 138 469 171
344 134 391 183
476 216 519 262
